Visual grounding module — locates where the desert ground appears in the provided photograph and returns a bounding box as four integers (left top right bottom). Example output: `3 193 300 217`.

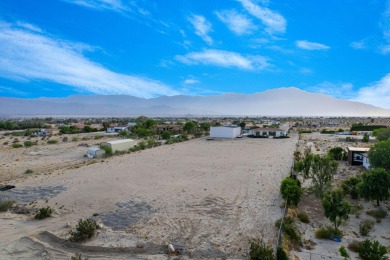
0 135 298 259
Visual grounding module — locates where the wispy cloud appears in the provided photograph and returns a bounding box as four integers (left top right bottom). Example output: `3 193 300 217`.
296 40 330 50
183 78 199 85
63 0 129 13
215 9 256 35
350 40 367 50
0 85 28 96
175 49 270 70
0 21 178 98
352 73 390 108
238 0 286 34
188 15 213 45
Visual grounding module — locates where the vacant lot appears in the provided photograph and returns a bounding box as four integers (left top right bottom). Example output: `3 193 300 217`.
0 135 298 259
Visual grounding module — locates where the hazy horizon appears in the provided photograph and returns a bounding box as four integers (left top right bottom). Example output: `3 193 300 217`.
0 1 389 108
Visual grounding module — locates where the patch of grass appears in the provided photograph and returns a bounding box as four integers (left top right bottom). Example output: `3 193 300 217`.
92 213 99 217
25 169 33 174
72 137 79 142
47 139 58 144
34 206 53 220
348 240 363 252
366 208 387 222
12 143 23 148
23 140 36 147
359 219 375 236
69 219 100 243
314 226 343 239
0 200 15 212
94 135 103 140
297 211 310 223
248 239 274 260
275 216 301 243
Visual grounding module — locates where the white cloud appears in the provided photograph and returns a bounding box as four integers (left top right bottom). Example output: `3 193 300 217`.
183 78 199 85
188 15 213 45
63 0 129 13
0 21 178 98
353 73 390 108
175 49 270 70
296 40 330 50
238 0 286 34
215 9 256 35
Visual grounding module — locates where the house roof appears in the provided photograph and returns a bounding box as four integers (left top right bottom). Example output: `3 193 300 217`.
251 127 285 132
347 147 370 152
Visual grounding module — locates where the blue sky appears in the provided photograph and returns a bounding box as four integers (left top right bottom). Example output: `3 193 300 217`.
0 0 390 108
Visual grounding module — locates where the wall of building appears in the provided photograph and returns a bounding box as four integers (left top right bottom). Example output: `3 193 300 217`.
210 127 241 138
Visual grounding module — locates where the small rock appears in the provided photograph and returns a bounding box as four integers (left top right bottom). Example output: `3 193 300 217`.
167 244 175 253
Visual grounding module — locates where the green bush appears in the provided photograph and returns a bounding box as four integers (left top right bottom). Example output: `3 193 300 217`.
297 211 310 223
358 239 388 260
340 176 361 199
276 247 288 260
339 246 349 259
0 200 14 212
280 177 302 206
12 143 23 148
359 219 375 236
314 226 343 239
275 216 301 243
248 239 275 260
328 147 347 160
71 253 89 260
23 140 34 147
47 139 58 144
69 219 100 243
35 207 53 220
25 169 33 174
72 137 79 142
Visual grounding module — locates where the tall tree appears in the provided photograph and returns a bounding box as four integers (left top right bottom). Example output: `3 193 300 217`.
183 121 196 134
322 189 351 231
300 154 338 199
359 168 390 206
368 139 390 171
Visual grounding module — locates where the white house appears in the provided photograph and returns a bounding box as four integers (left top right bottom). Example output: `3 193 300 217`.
106 126 128 133
210 125 241 139
249 128 287 138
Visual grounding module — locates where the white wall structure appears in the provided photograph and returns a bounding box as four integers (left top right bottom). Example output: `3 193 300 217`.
101 139 135 152
210 125 241 139
249 128 287 137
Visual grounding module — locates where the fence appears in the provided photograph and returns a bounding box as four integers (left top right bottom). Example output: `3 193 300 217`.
275 198 343 260
275 197 288 250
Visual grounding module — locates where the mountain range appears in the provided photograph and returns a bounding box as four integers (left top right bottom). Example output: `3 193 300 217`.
1 87 389 117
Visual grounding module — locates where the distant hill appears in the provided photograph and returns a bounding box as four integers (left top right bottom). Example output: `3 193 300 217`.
1 87 389 117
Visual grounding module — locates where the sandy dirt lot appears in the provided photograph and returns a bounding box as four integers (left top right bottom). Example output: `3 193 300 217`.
0 132 121 183
0 135 298 259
